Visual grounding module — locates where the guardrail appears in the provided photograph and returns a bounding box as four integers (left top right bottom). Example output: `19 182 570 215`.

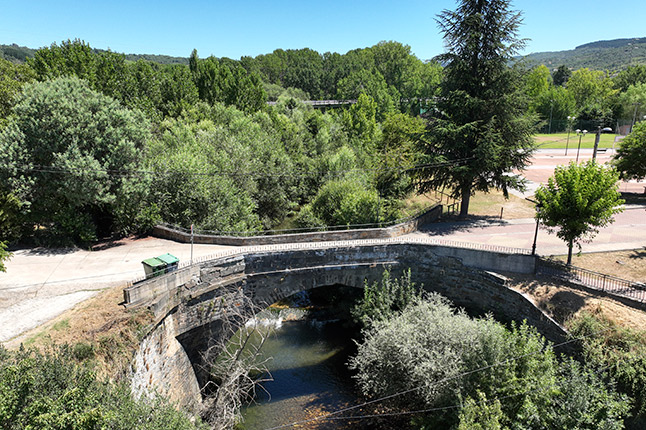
152 204 443 246
536 258 646 302
129 235 532 285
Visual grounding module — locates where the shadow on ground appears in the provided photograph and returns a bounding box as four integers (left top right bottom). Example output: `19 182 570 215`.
418 215 509 236
18 247 78 256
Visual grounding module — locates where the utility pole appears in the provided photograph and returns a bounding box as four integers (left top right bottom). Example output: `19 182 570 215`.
548 100 554 134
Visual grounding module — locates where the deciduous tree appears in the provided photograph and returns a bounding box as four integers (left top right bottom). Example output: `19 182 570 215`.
0 77 151 243
535 161 624 264
614 121 646 180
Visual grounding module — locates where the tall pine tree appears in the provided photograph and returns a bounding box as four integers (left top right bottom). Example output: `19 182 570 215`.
416 0 537 217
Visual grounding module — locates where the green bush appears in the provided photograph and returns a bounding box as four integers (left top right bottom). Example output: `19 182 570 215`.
570 312 646 421
352 268 421 328
296 178 383 228
0 345 205 429
350 296 630 429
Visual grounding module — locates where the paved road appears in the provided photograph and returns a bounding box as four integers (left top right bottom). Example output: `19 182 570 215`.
409 207 646 256
0 237 233 342
513 148 646 198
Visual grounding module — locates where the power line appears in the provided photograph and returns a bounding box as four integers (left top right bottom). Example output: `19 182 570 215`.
0 157 475 180
260 327 613 430
304 363 614 424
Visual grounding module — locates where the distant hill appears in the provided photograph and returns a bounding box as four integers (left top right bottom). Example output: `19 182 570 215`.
1 43 188 65
0 44 36 63
520 37 646 71
5 37 646 71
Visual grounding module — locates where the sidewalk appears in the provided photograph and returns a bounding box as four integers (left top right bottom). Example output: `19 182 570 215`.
0 237 233 342
409 206 646 256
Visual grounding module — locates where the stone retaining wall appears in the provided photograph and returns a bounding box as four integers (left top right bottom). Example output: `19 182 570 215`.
151 204 442 245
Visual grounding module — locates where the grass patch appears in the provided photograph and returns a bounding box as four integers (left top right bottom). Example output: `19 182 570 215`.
52 318 70 331
401 189 536 220
468 190 536 218
535 132 617 149
7 285 154 379
398 192 441 219
551 248 646 283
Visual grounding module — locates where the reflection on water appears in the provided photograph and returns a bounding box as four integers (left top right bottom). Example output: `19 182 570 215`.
240 320 360 430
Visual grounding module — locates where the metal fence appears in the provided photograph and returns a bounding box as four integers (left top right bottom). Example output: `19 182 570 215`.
536 258 646 302
130 235 532 284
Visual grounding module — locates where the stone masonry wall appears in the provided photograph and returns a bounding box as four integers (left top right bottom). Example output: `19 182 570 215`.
130 242 562 409
151 204 442 246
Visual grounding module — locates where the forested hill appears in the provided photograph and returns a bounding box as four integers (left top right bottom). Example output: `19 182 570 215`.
6 36 646 71
0 43 188 65
521 37 646 71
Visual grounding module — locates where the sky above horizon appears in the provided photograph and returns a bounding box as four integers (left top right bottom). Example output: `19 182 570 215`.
2 0 645 60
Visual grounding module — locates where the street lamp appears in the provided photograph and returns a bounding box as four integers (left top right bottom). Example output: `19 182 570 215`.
548 99 554 134
565 116 576 155
526 198 543 256
592 126 613 160
575 129 587 163
532 207 542 256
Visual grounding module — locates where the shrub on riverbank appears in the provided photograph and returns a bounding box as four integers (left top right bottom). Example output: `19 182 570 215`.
350 292 630 428
0 345 205 429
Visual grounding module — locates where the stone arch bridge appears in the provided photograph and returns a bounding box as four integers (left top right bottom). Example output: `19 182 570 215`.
124 238 565 410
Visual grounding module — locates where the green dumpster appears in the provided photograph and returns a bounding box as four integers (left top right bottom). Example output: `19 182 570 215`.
157 253 180 273
142 257 166 278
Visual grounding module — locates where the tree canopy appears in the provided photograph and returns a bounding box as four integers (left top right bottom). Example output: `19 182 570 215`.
415 0 537 217
535 161 624 264
614 121 646 180
0 76 151 243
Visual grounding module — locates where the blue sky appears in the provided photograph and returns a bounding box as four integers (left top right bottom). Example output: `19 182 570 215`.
1 0 645 60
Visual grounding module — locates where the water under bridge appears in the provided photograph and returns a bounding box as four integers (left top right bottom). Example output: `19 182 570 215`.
123 237 566 410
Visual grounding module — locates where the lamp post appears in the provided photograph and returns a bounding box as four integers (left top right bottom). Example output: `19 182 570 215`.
575 129 587 163
592 126 613 160
532 209 542 255
526 198 543 256
548 100 554 134
565 116 575 155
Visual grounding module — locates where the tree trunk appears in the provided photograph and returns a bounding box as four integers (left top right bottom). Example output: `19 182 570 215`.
459 184 471 218
567 239 573 265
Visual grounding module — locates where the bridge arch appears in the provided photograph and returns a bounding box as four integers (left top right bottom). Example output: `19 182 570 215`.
125 240 565 411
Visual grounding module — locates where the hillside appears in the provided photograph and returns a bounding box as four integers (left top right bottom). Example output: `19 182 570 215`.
5 36 646 71
1 43 187 65
0 44 36 63
521 37 646 71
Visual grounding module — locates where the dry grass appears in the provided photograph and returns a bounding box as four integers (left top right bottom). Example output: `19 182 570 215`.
7 285 153 379
468 190 535 219
402 189 535 220
552 248 646 283
508 274 646 331
399 192 441 218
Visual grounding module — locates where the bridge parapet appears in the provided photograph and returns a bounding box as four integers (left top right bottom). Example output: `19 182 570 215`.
123 237 535 318
128 239 569 411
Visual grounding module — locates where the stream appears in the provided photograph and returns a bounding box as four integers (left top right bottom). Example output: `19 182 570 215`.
240 319 360 430
239 287 371 430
